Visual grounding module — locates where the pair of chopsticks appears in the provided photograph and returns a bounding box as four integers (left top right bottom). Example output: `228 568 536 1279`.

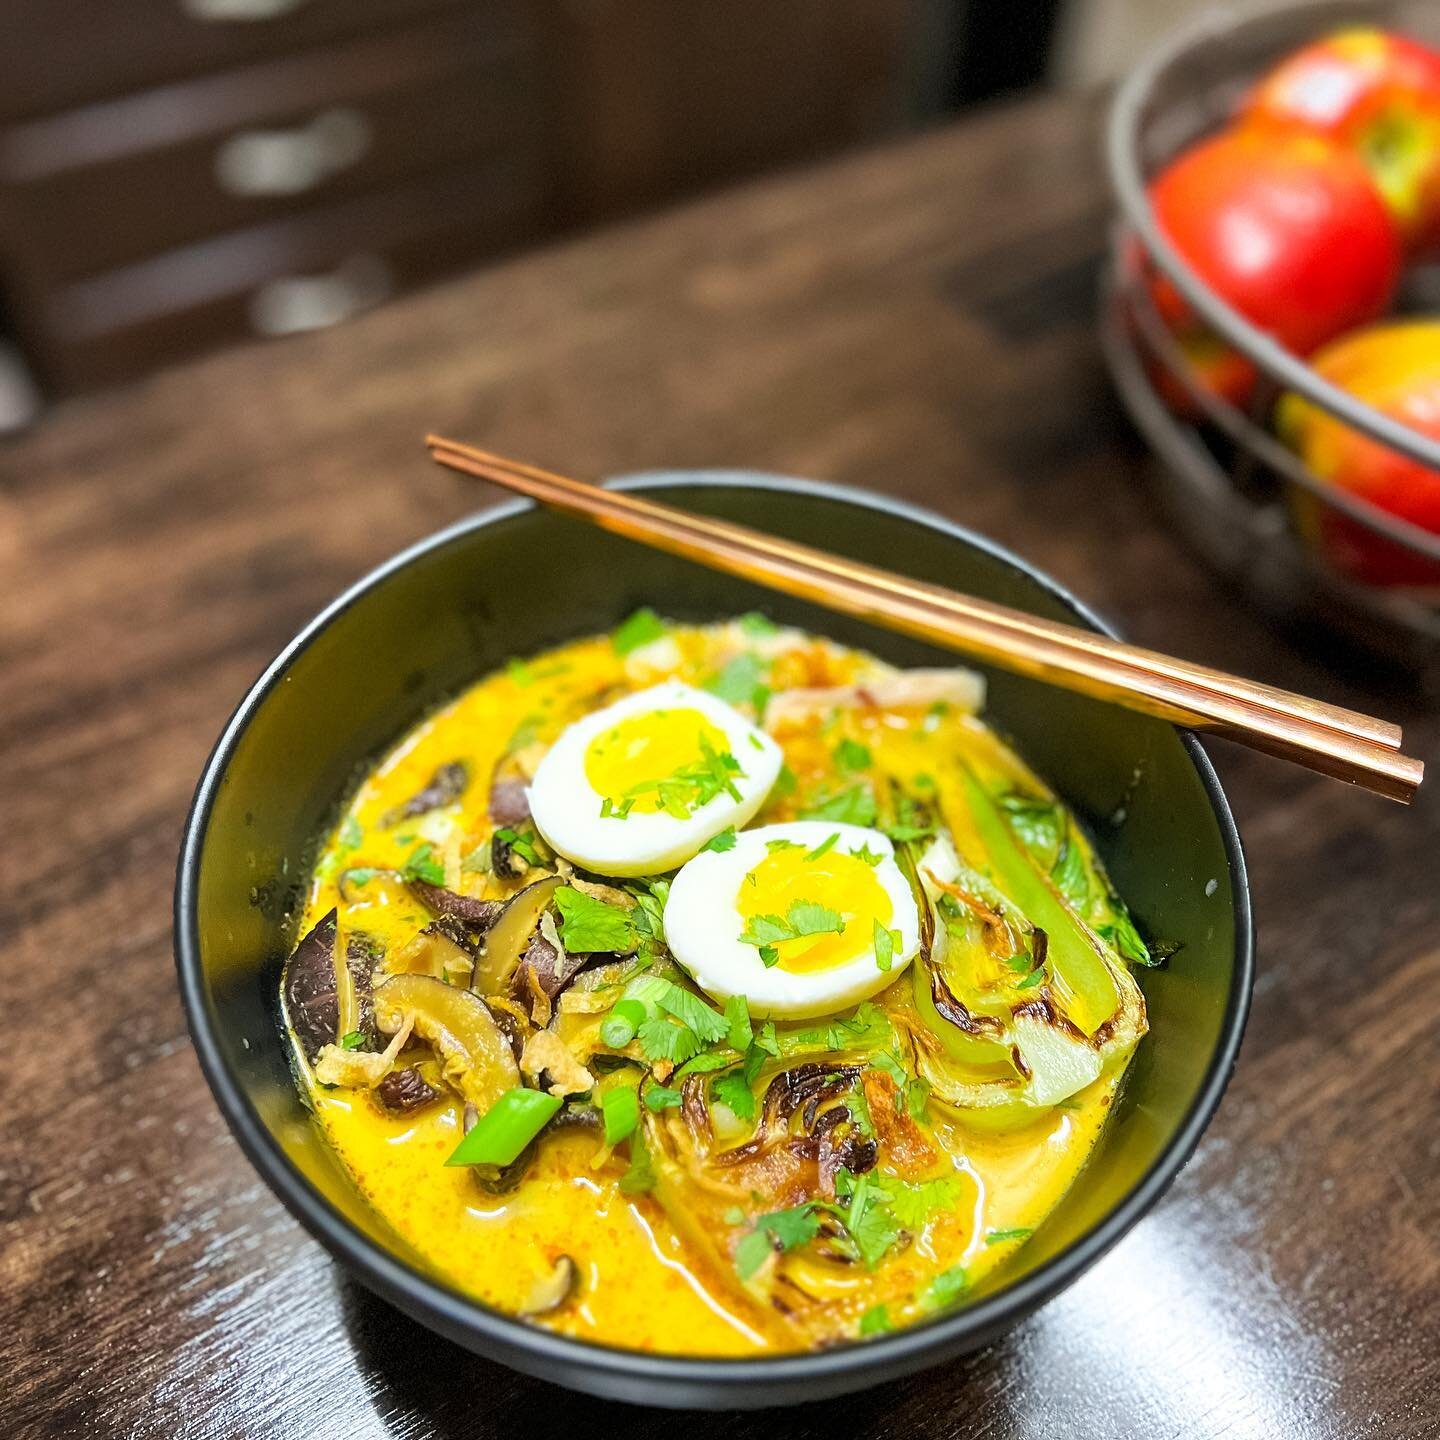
426 437 1423 804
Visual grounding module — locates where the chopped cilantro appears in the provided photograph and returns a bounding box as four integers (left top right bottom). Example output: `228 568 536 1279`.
918 1265 969 1311
739 900 846 957
805 831 841 861
833 737 872 772
724 994 752 1052
706 652 770 713
738 612 779 637
869 1049 907 1087
341 867 381 889
858 1305 892 1336
636 1018 700 1065
734 1204 821 1280
703 826 738 854
758 944 780 968
627 975 728 1043
506 657 534 686
643 1085 684 1112
400 842 445 887
612 608 667 656
337 816 363 851
1014 968 1046 991
872 919 900 972
802 784 877 828
601 732 744 821
888 1176 961 1230
853 844 884 866
339 1030 367 1051
837 1170 901 1269
555 886 637 953
904 1077 931 1121
493 827 542 866
765 837 802 853
985 1227 1033 1246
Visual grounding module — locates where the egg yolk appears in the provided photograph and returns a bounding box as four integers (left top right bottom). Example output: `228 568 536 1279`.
737 847 893 972
585 708 731 815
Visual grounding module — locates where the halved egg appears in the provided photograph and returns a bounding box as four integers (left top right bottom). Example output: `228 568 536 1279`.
664 821 920 1019
527 681 783 876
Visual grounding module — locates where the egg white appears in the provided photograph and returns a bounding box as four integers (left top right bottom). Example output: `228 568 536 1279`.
527 681 783 877
664 821 920 1019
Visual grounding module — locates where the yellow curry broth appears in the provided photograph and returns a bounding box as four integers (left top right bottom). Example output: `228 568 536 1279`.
294 622 1133 1355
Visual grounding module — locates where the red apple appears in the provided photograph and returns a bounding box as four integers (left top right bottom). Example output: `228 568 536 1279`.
1276 319 1440 589
1145 126 1403 411
1244 27 1440 253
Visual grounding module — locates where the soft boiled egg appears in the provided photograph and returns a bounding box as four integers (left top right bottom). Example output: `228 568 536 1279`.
664 821 920 1019
527 681 782 876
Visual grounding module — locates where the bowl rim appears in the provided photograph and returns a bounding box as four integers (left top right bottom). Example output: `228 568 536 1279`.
175 470 1255 1392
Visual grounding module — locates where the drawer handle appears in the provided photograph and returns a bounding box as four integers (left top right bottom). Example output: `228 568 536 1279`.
182 0 309 19
248 254 392 336
215 109 371 198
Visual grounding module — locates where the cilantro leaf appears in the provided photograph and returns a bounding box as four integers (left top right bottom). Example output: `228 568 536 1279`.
554 886 637 953
702 826 738 853
400 842 445 887
738 611 779 637
888 1176 961 1230
802 784 877 827
712 1068 757 1121
998 791 1063 865
706 652 769 710
805 831 841 861
636 1019 700 1065
872 919 899 972
786 900 846 937
644 1085 684 1111
339 1030 367 1051
612 608 667 656
833 737 872 772
758 944 780 968
734 1204 821 1280
724 993 752 1052
918 1265 969 1311
858 1305 892 1336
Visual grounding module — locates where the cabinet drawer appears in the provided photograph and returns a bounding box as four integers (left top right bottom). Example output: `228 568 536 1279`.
0 12 540 284
0 0 477 123
23 155 550 393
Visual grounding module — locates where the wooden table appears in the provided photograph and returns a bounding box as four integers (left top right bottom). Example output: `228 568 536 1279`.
4 91 1436 1439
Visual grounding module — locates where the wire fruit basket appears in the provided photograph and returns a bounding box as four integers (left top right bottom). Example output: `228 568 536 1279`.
1102 0 1440 676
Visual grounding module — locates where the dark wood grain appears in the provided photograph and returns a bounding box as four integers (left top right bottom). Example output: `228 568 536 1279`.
2 90 1436 1439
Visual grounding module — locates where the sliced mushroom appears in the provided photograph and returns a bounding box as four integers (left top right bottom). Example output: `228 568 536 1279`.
282 910 340 1060
408 880 503 930
518 1255 579 1317
388 921 476 986
382 760 469 826
515 911 589 1015
472 876 563 995
373 974 519 1112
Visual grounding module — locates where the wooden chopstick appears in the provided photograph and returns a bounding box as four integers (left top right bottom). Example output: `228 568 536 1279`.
426 437 1423 804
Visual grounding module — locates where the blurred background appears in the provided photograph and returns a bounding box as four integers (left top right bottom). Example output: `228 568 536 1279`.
0 0 1210 427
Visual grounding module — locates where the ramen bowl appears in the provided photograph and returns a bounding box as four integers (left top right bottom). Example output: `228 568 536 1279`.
175 472 1252 1408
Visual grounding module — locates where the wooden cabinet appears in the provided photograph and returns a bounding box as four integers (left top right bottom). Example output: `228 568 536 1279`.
0 0 921 396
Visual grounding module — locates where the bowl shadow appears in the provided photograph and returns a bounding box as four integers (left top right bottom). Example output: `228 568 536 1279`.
337 1274 992 1433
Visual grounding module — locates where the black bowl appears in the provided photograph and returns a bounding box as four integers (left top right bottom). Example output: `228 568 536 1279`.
175 472 1253 1409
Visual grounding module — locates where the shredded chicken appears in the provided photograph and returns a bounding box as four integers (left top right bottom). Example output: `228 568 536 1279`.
764 667 985 731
